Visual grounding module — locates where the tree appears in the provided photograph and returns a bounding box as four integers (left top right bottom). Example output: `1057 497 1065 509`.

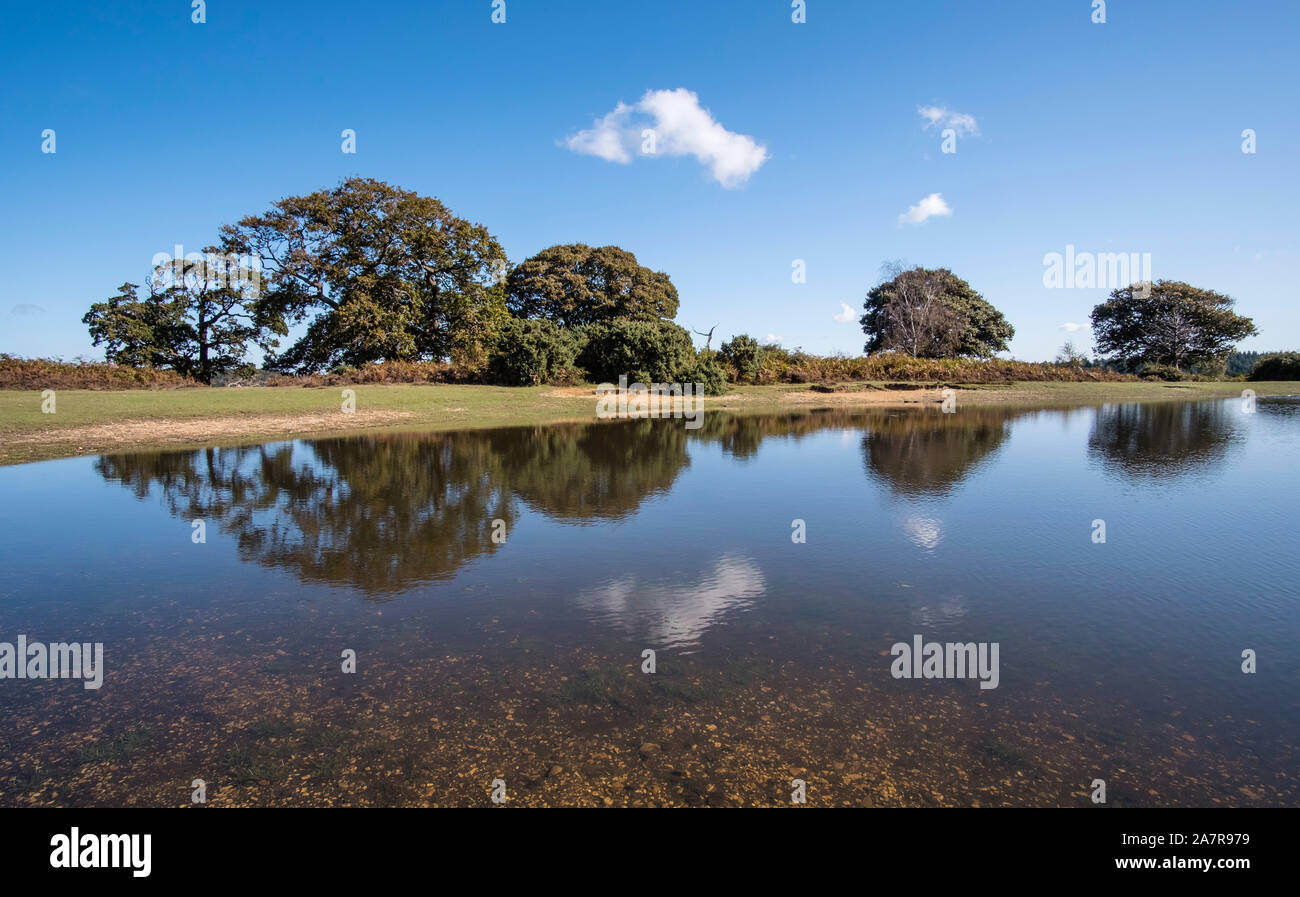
1055 340 1089 367
860 265 1013 358
1249 352 1300 381
506 243 679 327
82 253 263 383
1227 350 1260 376
218 177 508 373
83 282 185 371
1090 280 1257 371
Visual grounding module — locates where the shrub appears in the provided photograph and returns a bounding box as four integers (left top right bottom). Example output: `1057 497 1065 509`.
677 354 728 396
1249 352 1300 381
718 334 764 383
1139 363 1186 381
746 350 1134 384
487 319 584 386
577 319 695 385
259 360 460 386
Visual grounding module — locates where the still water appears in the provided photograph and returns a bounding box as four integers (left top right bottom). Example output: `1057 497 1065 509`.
1 398 1297 806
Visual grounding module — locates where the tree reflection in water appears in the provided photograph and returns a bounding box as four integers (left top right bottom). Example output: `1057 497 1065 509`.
1087 401 1238 479
95 401 1242 593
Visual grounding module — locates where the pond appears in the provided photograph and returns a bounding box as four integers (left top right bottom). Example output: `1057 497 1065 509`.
1 397 1297 806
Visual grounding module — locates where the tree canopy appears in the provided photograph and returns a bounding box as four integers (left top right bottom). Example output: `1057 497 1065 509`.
81 253 264 384
860 265 1013 359
1090 280 1257 371
218 177 508 373
506 243 679 327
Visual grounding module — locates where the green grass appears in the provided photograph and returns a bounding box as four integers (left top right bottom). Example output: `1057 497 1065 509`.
0 382 594 430
1 380 1296 466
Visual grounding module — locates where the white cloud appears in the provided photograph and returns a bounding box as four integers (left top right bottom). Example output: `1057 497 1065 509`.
564 103 635 163
1059 322 1086 332
917 105 979 137
564 88 768 187
833 303 856 323
898 192 952 226
766 333 783 344
10 303 46 316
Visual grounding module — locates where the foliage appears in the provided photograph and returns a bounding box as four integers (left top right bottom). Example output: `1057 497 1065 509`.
1055 340 1089 367
677 353 728 396
718 334 764 382
486 318 584 385
81 253 263 383
861 265 1013 358
219 177 508 373
258 360 461 387
1138 363 1187 382
1226 350 1260 376
506 243 679 326
576 319 696 384
1090 280 1257 371
1249 352 1300 381
731 346 1135 384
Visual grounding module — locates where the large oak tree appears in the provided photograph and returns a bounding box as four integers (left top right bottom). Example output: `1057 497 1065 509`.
219 178 508 373
1090 280 1257 371
506 243 679 327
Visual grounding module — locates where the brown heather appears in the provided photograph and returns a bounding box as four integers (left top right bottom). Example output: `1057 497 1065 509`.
2 352 1138 392
725 350 1137 385
0 355 197 390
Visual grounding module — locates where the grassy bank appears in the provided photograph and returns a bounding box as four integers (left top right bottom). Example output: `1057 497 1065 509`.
1 380 1295 466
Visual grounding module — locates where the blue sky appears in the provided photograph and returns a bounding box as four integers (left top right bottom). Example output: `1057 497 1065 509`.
2 0 1297 362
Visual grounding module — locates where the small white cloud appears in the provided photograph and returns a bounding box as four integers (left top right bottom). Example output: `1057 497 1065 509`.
564 88 768 188
917 105 979 137
898 192 952 226
10 303 46 316
564 102 634 163
833 303 856 323
1059 322 1086 332
765 333 783 345
918 105 945 126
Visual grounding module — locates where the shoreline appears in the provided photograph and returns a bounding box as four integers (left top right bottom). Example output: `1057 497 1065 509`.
1 380 1295 467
